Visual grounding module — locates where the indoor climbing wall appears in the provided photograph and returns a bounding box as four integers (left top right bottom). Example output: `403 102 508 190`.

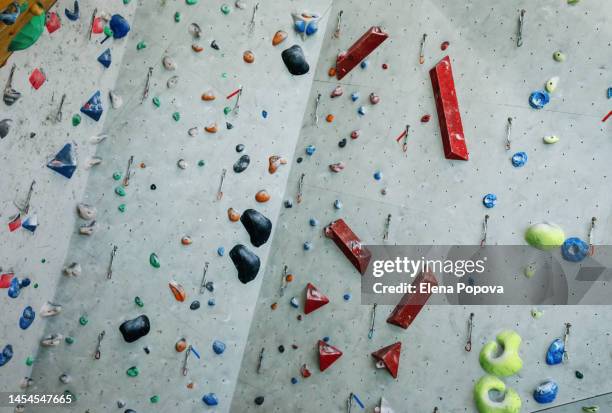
230 0 612 411
1 0 331 411
1 0 611 412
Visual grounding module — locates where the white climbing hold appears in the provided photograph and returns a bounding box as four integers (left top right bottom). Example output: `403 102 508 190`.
545 76 559 93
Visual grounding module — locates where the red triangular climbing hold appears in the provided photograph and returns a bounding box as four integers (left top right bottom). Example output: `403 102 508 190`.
304 283 329 314
371 342 401 378
318 340 342 372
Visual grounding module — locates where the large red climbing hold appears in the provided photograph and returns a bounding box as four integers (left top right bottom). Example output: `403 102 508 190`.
45 12 62 34
304 283 329 314
29 69 46 90
0 273 15 288
318 340 342 371
335 26 389 80
371 342 401 378
429 56 469 161
324 219 371 275
387 270 438 329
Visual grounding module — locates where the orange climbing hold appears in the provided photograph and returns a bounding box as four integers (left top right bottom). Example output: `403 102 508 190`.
328 67 336 77
169 281 186 302
326 114 334 123
243 50 255 63
192 44 204 53
181 236 192 246
268 155 287 174
270 302 278 310
272 30 287 46
202 92 216 101
175 338 188 352
255 190 271 203
205 123 218 133
227 208 241 222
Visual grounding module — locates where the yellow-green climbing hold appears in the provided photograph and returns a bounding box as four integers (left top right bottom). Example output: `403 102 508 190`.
525 223 565 250
474 375 522 413
479 330 523 377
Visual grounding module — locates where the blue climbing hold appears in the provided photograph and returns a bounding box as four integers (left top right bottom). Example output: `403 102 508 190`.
20 278 31 288
22 215 38 232
373 171 382 180
511 151 528 167
0 344 13 367
202 393 218 406
533 379 558 404
561 237 589 262
80 91 104 121
334 199 343 210
360 59 369 69
322 336 330 342
343 293 351 301
482 193 497 208
357 106 366 116
19 306 35 330
303 241 312 251
109 14 131 39
290 377 298 384
47 143 77 179
351 92 359 102
290 297 299 308
305 145 316 156
98 48 112 68
217 247 225 256
65 1 79 21
545 338 564 365
607 87 612 99
262 110 268 119
305 21 318 36
212 340 226 355
207 298 215 306
529 90 550 109
309 218 319 227
8 277 20 298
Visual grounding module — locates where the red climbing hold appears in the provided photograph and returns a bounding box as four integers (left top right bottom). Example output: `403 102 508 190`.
45 12 61 34
324 219 372 275
318 340 342 372
429 56 469 161
371 342 401 378
29 69 46 90
335 26 389 80
304 283 329 314
387 270 438 329
0 273 15 288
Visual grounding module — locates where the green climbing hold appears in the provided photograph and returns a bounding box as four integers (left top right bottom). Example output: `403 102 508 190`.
72 114 81 126
525 223 565 251
474 375 522 413
135 296 144 307
123 0 131 3
25 356 34 366
115 186 126 197
553 51 566 62
152 96 160 107
568 0 581 4
524 263 536 278
531 308 543 319
221 72 228 78
220 4 230 14
64 390 76 401
479 330 523 377
576 370 584 379
65 336 75 345
186 0 198 4
118 204 126 212
149 253 160 268
9 13 45 51
41 258 46 263
172 112 180 121
174 12 181 22
113 172 122 181
582 407 599 413
79 315 88 326
33 283 39 288
150 395 160 403
198 160 205 167
104 26 113 37
223 106 232 115
137 41 147 50
126 366 139 377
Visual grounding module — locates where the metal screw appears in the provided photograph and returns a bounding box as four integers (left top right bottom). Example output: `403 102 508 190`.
465 312 474 352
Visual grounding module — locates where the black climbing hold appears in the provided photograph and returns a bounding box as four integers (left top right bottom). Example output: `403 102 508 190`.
229 244 260 284
150 184 156 190
236 144 245 153
278 345 285 353
226 122 234 129
211 40 219 50
281 45 310 76
125 410 137 413
254 396 264 405
143 346 150 354
296 157 303 163
338 138 347 148
575 370 584 379
240 209 272 247
190 300 200 310
233 155 250 173
119 315 150 343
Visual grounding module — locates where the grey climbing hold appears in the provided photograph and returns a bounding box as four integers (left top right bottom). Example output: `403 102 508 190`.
229 244 261 284
79 221 96 235
119 315 151 343
59 373 71 384
109 90 123 109
77 203 96 220
0 119 12 139
63 262 82 277
162 56 177 70
233 155 250 173
281 45 309 75
240 209 272 247
167 75 179 89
